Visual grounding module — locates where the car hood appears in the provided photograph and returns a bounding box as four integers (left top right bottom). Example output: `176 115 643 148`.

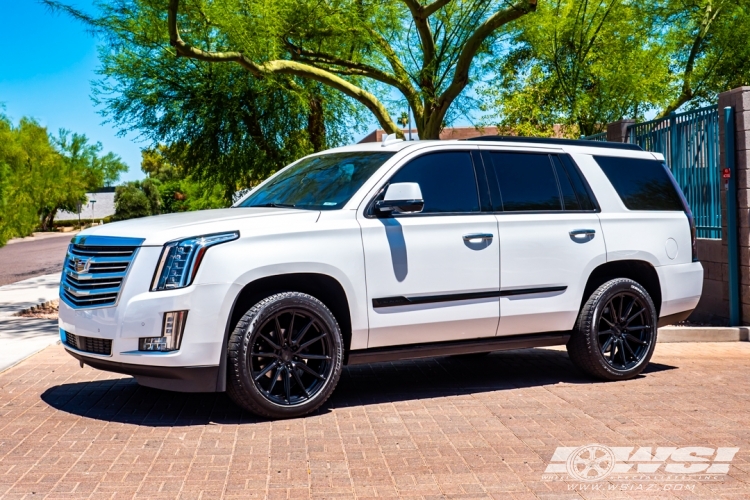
77 208 321 246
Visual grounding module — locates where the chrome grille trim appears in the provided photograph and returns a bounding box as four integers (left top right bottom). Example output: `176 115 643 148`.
60 236 145 309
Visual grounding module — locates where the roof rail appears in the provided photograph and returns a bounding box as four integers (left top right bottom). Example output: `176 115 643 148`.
466 135 643 151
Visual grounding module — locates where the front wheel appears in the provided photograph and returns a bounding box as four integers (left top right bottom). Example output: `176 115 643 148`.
567 278 657 381
226 292 344 419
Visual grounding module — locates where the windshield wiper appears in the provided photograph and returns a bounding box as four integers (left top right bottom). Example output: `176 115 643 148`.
245 203 297 208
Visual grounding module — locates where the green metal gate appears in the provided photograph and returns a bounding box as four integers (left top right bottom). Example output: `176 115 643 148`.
585 106 721 238
626 106 721 238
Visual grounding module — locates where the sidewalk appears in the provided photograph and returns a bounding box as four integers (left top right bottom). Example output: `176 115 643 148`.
0 273 60 372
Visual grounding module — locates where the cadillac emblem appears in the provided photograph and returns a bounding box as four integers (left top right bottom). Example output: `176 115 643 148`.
73 257 91 273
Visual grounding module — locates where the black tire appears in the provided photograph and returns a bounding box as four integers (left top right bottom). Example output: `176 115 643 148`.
226 292 344 419
567 278 657 381
450 351 491 358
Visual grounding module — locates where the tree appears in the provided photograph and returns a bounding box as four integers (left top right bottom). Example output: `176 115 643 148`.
480 0 672 137
47 0 365 200
480 0 750 136
113 179 161 221
37 131 128 230
161 0 537 139
0 117 54 243
140 146 226 213
0 114 128 240
657 0 750 117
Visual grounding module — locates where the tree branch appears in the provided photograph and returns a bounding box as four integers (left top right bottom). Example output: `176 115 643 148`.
434 0 537 129
658 1 724 117
401 0 454 94
167 0 400 134
285 40 407 91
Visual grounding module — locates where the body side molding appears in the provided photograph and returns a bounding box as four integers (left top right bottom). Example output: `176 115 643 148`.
372 286 567 308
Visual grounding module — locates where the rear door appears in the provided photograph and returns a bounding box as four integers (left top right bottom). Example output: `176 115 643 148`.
359 149 500 348
480 149 608 335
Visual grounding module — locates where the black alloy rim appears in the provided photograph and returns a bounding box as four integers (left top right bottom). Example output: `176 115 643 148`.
597 292 653 371
250 309 333 406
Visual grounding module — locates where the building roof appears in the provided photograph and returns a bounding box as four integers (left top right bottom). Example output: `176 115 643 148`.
358 126 500 143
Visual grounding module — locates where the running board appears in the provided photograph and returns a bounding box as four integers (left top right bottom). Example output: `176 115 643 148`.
347 332 570 365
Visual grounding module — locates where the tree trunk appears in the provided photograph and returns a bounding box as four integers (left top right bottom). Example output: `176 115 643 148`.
40 208 57 231
307 95 326 152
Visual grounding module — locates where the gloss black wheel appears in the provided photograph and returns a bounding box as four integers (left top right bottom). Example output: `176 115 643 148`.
227 292 343 419
249 308 333 405
596 292 654 371
567 278 657 381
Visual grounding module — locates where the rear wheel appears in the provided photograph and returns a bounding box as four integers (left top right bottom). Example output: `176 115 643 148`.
567 278 657 380
226 292 344 419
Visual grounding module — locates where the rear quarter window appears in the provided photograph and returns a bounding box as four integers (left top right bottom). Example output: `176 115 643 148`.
593 156 684 211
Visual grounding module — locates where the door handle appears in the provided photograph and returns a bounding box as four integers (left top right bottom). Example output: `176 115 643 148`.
569 229 596 242
463 233 494 242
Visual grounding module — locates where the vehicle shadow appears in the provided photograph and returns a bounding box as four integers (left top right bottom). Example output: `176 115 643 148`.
40 348 676 427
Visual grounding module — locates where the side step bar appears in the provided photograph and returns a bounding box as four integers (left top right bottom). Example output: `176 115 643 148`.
347 332 570 365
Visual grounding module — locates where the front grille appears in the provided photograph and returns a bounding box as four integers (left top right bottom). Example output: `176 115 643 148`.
60 241 139 309
64 331 112 355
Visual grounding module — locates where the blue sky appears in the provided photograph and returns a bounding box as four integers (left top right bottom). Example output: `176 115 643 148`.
0 1 145 182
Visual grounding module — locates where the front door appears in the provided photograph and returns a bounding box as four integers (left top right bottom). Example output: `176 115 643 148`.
480 150 608 336
359 150 500 348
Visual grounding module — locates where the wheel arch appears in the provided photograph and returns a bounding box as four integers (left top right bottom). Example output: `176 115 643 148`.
216 272 353 392
581 260 662 317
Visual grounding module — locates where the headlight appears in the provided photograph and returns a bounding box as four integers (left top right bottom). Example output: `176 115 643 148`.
150 231 239 291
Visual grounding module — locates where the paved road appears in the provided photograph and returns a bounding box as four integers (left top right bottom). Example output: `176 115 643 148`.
0 342 748 498
0 232 72 286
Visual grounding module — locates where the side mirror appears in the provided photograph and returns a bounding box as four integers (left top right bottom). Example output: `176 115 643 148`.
374 182 424 216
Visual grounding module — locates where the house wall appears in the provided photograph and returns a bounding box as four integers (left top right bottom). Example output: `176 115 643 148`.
56 191 116 221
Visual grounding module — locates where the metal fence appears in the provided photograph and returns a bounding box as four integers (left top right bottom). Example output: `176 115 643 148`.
626 106 721 239
582 131 607 142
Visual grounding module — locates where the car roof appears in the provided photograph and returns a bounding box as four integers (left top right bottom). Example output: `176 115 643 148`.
323 137 655 160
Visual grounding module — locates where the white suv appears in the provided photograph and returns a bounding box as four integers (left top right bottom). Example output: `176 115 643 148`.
59 136 703 418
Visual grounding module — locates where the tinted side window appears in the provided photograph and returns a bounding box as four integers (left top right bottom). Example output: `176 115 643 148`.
559 154 596 210
389 152 480 213
489 153 561 211
551 155 580 210
594 156 684 211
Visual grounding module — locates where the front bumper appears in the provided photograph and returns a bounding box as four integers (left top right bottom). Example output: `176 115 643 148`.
65 349 220 392
59 245 242 391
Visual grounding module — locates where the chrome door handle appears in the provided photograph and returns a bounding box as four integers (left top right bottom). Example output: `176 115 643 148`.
569 229 596 241
463 233 494 241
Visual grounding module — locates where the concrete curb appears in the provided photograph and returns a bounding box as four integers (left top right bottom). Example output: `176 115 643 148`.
658 326 750 342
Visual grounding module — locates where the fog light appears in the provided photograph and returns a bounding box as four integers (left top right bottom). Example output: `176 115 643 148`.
139 310 188 352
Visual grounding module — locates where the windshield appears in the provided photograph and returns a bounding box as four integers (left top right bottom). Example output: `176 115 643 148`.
237 151 395 210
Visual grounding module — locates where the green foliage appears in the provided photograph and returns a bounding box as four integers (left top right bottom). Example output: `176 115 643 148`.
657 0 750 114
140 147 227 213
46 0 536 140
480 0 672 137
481 0 750 136
113 146 228 222
0 114 127 244
63 0 364 201
0 117 50 244
113 179 161 221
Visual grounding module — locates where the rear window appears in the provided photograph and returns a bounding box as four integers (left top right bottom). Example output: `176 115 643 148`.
594 156 684 211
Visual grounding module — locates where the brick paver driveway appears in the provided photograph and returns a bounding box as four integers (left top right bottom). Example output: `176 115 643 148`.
0 342 748 499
